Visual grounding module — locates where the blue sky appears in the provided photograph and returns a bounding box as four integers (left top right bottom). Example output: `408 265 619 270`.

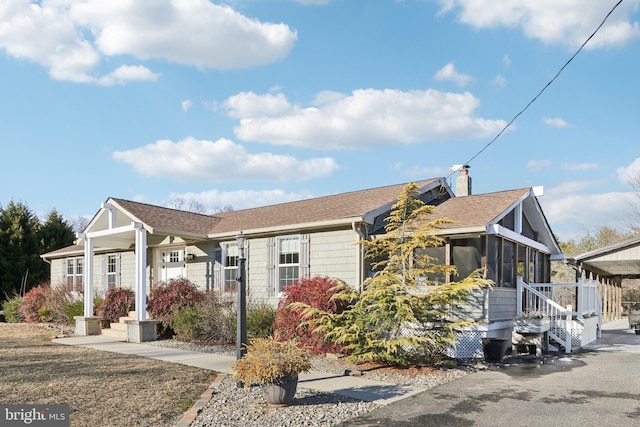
1 0 640 242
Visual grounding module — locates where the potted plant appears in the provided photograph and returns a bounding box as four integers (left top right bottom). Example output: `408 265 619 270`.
232 337 313 407
514 311 550 333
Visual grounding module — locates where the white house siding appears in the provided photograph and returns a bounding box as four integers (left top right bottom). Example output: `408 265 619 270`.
49 258 67 286
488 288 517 321
246 237 270 304
185 241 217 291
308 229 360 289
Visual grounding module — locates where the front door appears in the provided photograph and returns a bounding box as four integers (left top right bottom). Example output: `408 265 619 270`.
155 247 185 283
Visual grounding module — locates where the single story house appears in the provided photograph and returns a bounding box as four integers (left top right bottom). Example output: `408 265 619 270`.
43 172 594 356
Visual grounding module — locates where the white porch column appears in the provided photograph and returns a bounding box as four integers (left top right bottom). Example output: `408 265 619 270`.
83 237 94 317
134 223 147 321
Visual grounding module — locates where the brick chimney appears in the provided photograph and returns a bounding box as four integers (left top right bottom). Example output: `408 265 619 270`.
455 165 472 196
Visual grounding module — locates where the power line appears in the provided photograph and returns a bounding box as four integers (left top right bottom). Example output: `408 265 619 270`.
449 0 625 179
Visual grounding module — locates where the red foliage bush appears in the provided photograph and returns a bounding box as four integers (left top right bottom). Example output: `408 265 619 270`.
273 276 349 355
97 287 136 323
17 284 51 323
147 278 205 329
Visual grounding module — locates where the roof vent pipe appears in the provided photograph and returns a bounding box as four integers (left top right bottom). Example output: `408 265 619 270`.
455 164 472 197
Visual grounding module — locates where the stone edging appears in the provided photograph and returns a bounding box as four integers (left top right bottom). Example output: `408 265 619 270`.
175 373 227 427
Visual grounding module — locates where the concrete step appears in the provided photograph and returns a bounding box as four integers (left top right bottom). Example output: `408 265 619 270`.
100 327 127 341
110 322 127 332
126 311 152 320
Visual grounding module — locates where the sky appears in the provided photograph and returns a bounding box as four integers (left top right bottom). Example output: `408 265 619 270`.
1 0 640 242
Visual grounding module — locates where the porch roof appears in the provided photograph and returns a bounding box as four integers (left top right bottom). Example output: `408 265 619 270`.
426 188 531 229
424 187 561 256
569 237 640 278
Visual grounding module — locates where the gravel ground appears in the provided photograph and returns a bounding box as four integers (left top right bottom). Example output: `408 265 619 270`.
149 339 475 427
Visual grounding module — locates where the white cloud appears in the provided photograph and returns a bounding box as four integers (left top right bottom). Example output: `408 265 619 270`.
438 0 640 49
394 162 450 179
526 160 551 171
543 116 571 128
545 179 608 197
491 75 507 87
540 191 636 241
224 92 293 119
617 158 640 185
0 0 297 84
181 100 193 112
97 65 159 86
503 54 512 67
224 89 508 149
561 162 599 172
433 63 473 87
168 188 315 212
295 0 331 5
112 137 339 182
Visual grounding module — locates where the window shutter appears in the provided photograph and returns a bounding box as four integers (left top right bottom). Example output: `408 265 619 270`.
116 253 122 288
300 234 310 279
213 246 222 292
267 238 276 297
245 242 250 296
101 255 107 289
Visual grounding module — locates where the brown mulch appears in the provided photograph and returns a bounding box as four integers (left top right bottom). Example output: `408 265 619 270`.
0 323 217 427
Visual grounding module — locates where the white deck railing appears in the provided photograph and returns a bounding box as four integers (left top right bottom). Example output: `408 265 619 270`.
516 276 602 353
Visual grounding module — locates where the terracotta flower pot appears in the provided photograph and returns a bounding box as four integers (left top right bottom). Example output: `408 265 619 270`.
263 374 298 407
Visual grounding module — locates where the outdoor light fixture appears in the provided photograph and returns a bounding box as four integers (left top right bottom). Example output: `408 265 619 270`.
235 231 247 387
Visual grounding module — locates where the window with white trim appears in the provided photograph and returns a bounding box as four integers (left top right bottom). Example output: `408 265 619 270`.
223 243 238 293
106 254 119 289
278 236 299 290
65 257 83 292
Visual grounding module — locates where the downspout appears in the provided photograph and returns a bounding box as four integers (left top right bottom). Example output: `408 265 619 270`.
352 221 367 293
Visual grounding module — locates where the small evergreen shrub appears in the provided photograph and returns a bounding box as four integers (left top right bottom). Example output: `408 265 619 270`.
147 278 205 334
2 296 23 323
98 287 136 323
246 302 276 339
64 300 85 324
17 284 51 323
172 292 234 343
273 276 349 355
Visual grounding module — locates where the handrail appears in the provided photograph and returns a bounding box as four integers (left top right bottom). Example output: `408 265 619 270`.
516 276 578 353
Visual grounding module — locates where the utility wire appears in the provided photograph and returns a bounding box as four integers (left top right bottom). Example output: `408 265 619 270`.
448 0 625 180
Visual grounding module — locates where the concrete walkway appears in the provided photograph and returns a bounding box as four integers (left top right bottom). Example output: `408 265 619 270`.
52 335 425 405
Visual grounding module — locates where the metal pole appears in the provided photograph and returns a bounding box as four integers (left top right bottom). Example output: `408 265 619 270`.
236 232 247 388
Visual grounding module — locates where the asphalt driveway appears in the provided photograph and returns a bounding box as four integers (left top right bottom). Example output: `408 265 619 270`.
339 320 640 427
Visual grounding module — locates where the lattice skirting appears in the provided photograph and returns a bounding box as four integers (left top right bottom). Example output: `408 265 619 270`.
448 329 486 359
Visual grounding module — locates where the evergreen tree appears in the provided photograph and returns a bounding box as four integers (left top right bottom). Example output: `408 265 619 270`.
0 201 47 296
39 209 76 254
296 183 492 366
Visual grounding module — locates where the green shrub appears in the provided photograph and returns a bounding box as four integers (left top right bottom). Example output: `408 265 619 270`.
64 300 85 324
172 292 234 343
98 287 136 323
246 302 276 339
2 296 23 323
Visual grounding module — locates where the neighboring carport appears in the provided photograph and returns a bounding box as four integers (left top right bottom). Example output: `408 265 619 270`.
568 236 640 323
